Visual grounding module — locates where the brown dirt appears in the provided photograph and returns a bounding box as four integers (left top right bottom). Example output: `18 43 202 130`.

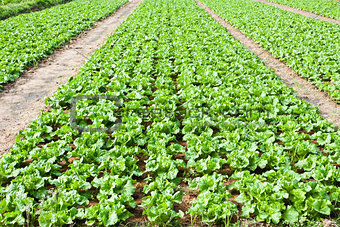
253 0 340 25
125 182 147 225
177 183 202 226
322 219 338 227
0 0 144 155
196 0 340 128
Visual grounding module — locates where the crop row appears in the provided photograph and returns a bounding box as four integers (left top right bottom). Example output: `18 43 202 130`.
201 0 340 103
0 0 72 20
0 0 339 225
265 0 340 20
0 0 127 90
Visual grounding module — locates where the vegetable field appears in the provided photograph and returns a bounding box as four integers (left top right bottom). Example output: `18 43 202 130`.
0 0 127 90
265 0 340 19
0 0 73 20
201 0 340 103
0 0 339 226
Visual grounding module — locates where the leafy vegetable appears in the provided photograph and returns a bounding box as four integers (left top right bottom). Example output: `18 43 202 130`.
0 0 73 20
201 0 340 102
0 0 127 89
266 0 340 19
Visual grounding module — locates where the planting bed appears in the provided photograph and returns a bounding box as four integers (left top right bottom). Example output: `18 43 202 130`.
201 0 340 103
265 0 340 19
0 0 73 20
0 0 127 90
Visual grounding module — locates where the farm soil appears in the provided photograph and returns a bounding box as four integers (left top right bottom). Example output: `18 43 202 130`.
0 0 144 155
196 0 340 128
253 0 340 25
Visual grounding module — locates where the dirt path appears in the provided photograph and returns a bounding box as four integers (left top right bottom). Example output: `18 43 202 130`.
0 0 143 154
196 0 340 127
253 0 340 25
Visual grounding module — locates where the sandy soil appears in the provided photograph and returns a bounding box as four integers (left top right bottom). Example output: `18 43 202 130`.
253 0 340 25
196 0 340 128
0 0 143 155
